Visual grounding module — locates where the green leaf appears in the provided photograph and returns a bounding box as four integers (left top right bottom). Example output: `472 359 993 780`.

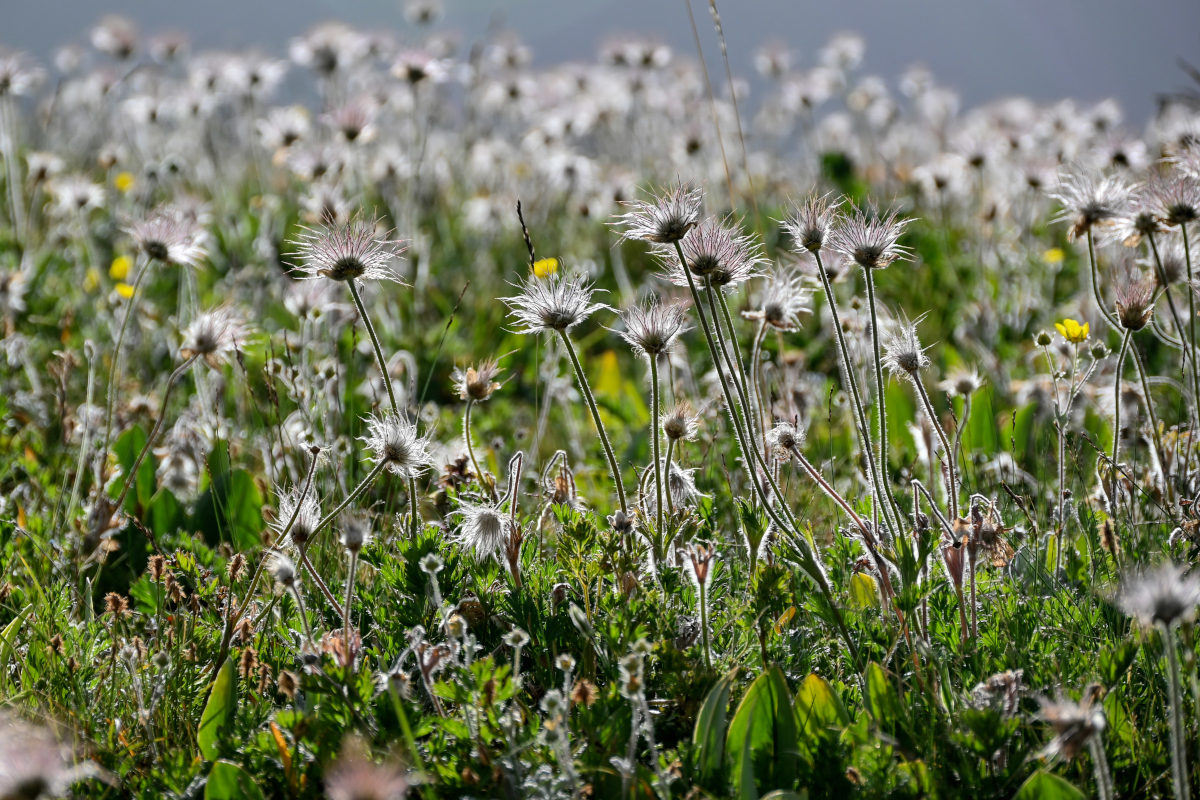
112 425 157 511
206 761 265 800
726 665 799 798
692 669 737 786
794 673 848 741
760 793 807 800
193 454 264 550
866 662 902 730
961 386 999 456
198 660 237 761
849 573 880 609
146 489 186 539
0 605 32 691
1014 770 1086 800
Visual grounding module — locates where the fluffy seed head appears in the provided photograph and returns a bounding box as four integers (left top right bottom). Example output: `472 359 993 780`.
1048 168 1131 239
453 500 512 562
613 182 703 244
766 422 803 459
267 551 297 587
180 307 252 368
880 313 931 379
661 400 700 442
360 412 433 478
742 266 812 332
616 300 689 358
452 359 503 402
502 272 606 334
1145 173 1200 227
289 215 404 282
125 206 209 268
662 216 764 289
782 192 839 253
273 485 321 551
1116 562 1200 628
1037 686 1106 760
827 205 913 270
1114 271 1155 331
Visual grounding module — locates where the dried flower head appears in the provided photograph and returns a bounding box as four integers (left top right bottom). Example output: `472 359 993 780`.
938 368 984 398
827 205 913 270
880 313 931 379
267 551 298 587
766 422 803 459
1145 173 1200 227
666 462 707 508
324 735 409 800
360 412 432 478
289 216 405 283
782 192 839 253
273 485 321 551
453 500 512 562
613 182 703 244
452 359 503 402
1116 562 1200 628
0 712 98 798
1114 271 1155 332
663 216 764 289
661 400 700 442
1037 685 1106 760
180 308 252 368
1048 169 1131 240
742 267 812 332
502 272 606 334
616 300 689 358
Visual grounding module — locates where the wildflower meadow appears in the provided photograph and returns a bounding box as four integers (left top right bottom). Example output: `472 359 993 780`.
3 7 1200 799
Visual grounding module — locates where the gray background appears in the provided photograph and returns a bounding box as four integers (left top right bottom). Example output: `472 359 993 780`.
7 0 1200 124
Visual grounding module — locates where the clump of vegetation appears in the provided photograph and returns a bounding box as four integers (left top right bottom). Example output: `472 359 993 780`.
2 8 1200 799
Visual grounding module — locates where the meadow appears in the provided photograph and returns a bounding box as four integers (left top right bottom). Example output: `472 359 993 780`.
1 9 1200 799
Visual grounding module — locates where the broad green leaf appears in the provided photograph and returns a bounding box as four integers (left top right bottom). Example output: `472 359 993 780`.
112 425 157 511
198 660 237 761
206 761 264 800
961 386 999 456
726 665 799 798
693 669 737 786
794 673 848 741
193 457 264 550
146 489 186 539
866 662 902 730
0 605 32 690
1014 770 1086 800
849 573 880 609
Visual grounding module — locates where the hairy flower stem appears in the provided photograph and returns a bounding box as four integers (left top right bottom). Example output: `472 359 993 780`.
912 376 959 518
673 242 858 665
288 583 315 647
98 257 151 482
1183 225 1196 402
1089 735 1115 800
864 269 903 537
663 438 677 516
1148 230 1200 479
1162 625 1191 800
1111 329 1132 507
1131 344 1170 495
110 354 199 531
343 551 358 661
347 278 399 417
463 400 497 502
749 318 770 452
698 575 712 670
556 329 628 515
704 284 760 462
814 253 891 537
649 355 664 535
299 548 345 617
715 289 760 440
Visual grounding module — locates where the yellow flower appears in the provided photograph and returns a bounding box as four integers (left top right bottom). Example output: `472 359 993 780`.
83 267 101 292
116 283 135 299
1043 247 1064 265
1055 318 1089 343
109 254 132 280
532 257 558 279
114 171 135 193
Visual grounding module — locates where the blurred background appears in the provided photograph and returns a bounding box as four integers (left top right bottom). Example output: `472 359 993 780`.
10 0 1200 124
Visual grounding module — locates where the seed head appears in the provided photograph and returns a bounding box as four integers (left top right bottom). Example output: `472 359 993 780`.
742 266 812 332
179 307 252 368
1038 685 1106 760
880 313 931 379
661 216 764 289
324 735 409 800
452 359 503 402
661 400 700 442
615 299 689 358
267 551 298 587
782 192 839 253
827 204 913 270
1048 168 1131 240
1114 270 1155 331
273 485 321 551
289 215 405 283
766 422 803 459
937 367 984 398
360 412 433 478
125 206 209 268
453 500 512 562
502 272 607 334
612 182 703 244
1116 562 1200 628
1145 173 1200 227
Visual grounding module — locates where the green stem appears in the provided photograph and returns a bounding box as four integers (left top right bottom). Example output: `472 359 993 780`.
863 269 903 537
556 329 628 515
299 548 345 617
650 355 664 536
99 257 151 481
1162 624 1192 800
343 551 358 661
408 475 420 537
1112 329 1132 505
1131 341 1171 498
347 279 400 416
698 577 712 670
1087 229 1120 331
913 376 959 519
663 437 677 517
463 400 497 502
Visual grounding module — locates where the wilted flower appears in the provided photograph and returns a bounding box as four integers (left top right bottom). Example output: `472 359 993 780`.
502 272 606 334
613 183 703 244
360 412 433 478
289 216 405 283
